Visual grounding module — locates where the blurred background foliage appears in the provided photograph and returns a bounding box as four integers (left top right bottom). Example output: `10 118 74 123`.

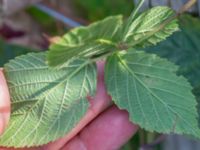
26 7 58 35
0 39 36 66
73 0 134 21
0 0 200 150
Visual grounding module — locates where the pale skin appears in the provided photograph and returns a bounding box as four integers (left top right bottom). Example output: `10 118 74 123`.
0 62 138 150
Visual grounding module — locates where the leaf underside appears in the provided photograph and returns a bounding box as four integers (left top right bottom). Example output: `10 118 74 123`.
122 6 179 48
0 52 97 147
47 15 123 67
105 49 200 138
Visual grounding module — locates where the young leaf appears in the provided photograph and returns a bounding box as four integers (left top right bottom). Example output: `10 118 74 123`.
122 6 179 48
105 49 200 137
0 52 97 147
47 15 123 67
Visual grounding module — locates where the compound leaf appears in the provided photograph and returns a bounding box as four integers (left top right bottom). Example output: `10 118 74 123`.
0 52 97 147
47 15 123 67
122 6 179 48
105 49 200 137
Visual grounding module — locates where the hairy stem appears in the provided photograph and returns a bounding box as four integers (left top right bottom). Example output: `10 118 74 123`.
178 0 197 15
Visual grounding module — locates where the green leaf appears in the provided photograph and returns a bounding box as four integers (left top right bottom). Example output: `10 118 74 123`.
0 52 97 147
105 49 200 137
47 7 179 68
122 6 179 48
48 42 116 68
47 15 123 67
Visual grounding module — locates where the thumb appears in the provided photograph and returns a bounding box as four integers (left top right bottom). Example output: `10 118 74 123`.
0 69 10 135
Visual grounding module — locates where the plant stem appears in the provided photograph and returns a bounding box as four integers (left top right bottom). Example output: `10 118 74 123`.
147 132 156 144
140 135 166 150
139 129 146 145
178 0 197 15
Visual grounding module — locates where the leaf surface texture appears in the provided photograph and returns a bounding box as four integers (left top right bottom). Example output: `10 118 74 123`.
0 52 97 147
105 49 200 137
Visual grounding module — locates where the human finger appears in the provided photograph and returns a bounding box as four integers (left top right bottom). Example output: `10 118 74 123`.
62 106 138 150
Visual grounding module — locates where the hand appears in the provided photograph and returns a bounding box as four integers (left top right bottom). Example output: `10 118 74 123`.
0 62 138 150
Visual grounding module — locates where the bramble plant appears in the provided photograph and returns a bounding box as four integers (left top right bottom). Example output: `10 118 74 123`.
0 0 200 148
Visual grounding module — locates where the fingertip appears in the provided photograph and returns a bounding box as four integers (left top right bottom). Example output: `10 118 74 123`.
0 70 10 135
